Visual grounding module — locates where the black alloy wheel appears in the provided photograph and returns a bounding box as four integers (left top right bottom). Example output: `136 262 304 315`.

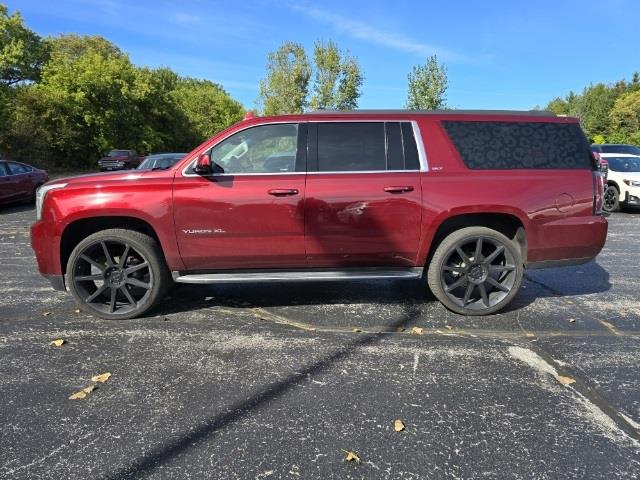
428 227 524 315
67 229 169 319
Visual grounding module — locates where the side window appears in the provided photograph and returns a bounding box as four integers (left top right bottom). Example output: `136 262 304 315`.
317 122 386 172
442 121 593 170
210 123 299 174
7 162 30 174
0 163 6 177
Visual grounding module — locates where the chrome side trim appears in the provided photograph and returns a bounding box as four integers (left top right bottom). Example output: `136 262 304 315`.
181 119 429 177
172 267 424 284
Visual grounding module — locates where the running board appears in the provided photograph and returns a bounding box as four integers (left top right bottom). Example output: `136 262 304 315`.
172 267 424 284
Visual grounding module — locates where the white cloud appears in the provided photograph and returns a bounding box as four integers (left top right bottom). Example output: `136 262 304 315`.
173 12 202 26
289 4 466 62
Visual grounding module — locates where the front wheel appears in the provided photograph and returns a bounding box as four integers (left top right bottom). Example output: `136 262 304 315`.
66 229 170 319
427 227 524 315
603 185 620 212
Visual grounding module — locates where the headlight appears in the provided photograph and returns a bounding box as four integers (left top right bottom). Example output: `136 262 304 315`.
35 183 67 221
623 179 640 187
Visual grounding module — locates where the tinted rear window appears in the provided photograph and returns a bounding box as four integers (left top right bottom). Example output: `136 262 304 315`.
442 121 594 169
317 122 386 172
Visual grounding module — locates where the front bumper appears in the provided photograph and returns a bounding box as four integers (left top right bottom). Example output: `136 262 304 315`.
624 191 640 206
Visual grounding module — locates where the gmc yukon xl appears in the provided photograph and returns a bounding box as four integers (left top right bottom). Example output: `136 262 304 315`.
31 110 608 319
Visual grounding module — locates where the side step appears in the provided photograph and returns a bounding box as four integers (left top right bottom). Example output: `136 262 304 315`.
172 267 424 284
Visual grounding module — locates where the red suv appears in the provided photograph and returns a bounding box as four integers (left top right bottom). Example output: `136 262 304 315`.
31 110 607 319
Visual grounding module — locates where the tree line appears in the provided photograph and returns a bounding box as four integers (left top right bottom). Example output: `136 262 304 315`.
0 3 448 169
542 73 640 145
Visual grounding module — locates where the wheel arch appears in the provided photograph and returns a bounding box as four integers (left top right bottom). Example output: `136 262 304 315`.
424 212 527 267
60 216 166 275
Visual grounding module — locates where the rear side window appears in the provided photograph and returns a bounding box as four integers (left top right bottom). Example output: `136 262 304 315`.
315 121 421 172
317 122 386 172
442 121 594 169
7 162 31 174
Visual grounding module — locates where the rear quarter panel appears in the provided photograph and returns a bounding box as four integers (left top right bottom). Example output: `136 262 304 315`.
415 118 606 265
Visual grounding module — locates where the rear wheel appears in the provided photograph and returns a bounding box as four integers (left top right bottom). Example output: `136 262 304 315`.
427 227 524 315
603 185 620 212
66 229 170 319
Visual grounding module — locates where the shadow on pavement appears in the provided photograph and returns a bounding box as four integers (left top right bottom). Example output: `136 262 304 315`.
152 260 611 317
105 306 421 479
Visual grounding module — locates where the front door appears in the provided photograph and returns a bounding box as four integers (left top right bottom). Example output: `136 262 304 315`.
305 121 423 267
173 123 307 270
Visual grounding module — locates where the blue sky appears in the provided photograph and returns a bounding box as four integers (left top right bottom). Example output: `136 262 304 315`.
8 0 639 110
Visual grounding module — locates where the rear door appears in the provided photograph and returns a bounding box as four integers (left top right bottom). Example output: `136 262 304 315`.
173 122 308 270
305 121 423 267
6 162 33 200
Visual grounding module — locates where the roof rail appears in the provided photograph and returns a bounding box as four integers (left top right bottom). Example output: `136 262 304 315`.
303 109 556 117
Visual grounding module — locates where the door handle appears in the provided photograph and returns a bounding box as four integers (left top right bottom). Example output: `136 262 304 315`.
268 188 299 196
383 186 414 193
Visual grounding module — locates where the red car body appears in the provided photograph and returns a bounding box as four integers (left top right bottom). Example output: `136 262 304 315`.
0 160 49 205
31 110 608 317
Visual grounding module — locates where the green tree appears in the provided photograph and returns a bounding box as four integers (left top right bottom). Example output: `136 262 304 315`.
309 40 363 110
173 77 244 148
259 42 310 115
406 55 448 110
0 4 48 86
608 91 640 145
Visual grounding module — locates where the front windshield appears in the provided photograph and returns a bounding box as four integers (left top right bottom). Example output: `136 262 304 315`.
606 156 640 172
108 150 129 157
137 154 185 170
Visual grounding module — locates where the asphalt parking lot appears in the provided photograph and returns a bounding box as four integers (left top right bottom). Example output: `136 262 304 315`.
1 204 639 479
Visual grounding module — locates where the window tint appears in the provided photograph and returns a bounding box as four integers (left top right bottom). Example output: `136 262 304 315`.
607 157 640 172
0 163 6 177
7 162 30 174
401 123 421 170
210 124 299 174
386 122 404 170
442 121 594 169
317 122 386 172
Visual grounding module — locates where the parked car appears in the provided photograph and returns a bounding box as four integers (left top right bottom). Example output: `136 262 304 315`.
98 149 143 171
31 110 607 320
0 160 49 206
592 143 640 156
599 153 640 212
137 153 187 170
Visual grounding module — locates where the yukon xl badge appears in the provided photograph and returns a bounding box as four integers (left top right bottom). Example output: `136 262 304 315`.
182 229 225 235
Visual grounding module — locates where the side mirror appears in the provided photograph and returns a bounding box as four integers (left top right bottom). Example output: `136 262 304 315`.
194 153 212 175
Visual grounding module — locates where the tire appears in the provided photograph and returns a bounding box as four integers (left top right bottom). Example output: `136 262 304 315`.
66 229 170 320
30 184 42 204
603 185 620 213
427 226 524 316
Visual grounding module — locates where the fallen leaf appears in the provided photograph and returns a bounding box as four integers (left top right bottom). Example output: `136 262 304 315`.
568 318 576 324
69 384 96 400
525 333 535 338
394 419 406 432
50 339 65 347
556 375 576 386
411 327 423 335
352 328 362 333
74 309 81 313
91 372 111 383
445 325 453 330
342 450 361 463
42 312 52 316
